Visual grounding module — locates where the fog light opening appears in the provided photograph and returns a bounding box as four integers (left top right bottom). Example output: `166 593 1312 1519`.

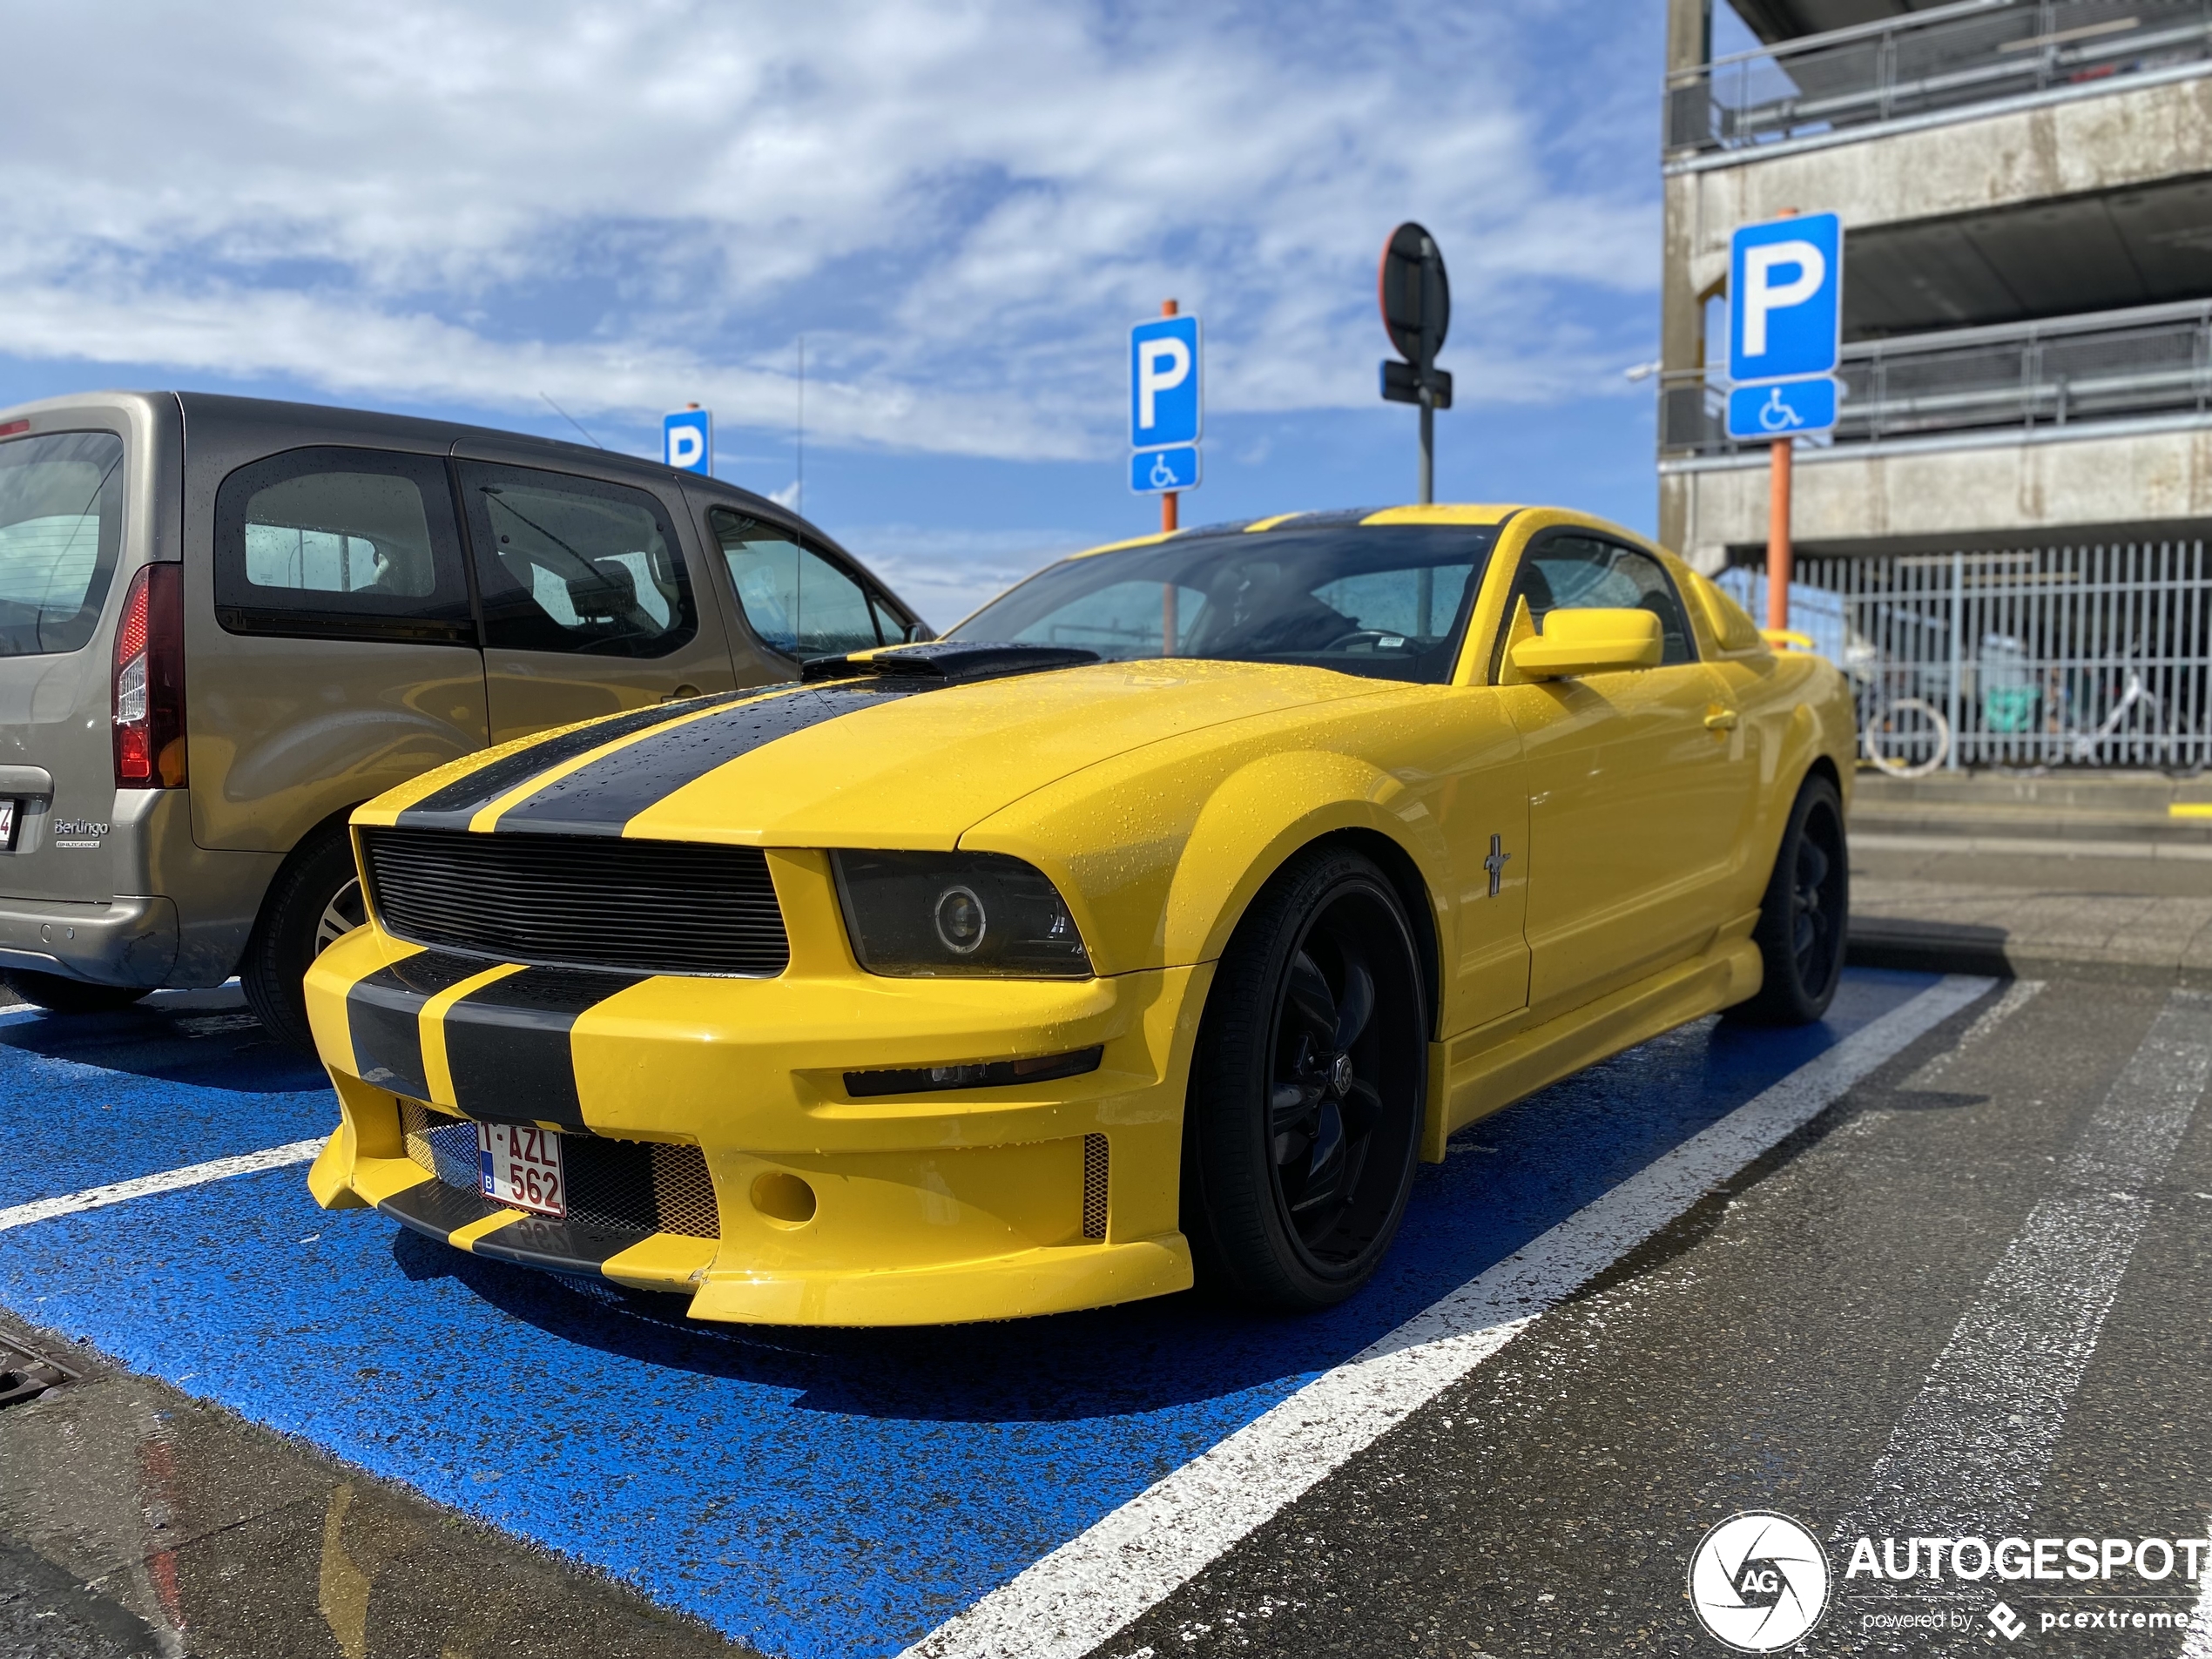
751 1171 817 1226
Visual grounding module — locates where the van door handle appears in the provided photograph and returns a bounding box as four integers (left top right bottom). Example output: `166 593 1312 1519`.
1704 709 1739 732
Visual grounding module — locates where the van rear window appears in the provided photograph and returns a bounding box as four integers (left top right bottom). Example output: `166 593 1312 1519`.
0 431 125 657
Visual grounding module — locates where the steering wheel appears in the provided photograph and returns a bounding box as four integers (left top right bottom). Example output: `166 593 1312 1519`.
1320 629 1397 652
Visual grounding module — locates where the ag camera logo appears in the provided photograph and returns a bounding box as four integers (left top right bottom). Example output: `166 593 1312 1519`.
1689 1512 1831 1652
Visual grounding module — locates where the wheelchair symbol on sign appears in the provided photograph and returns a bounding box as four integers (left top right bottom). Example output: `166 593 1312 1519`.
1150 453 1179 489
1757 386 1804 432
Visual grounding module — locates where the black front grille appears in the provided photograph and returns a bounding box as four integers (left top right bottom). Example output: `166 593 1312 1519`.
361 826 788 977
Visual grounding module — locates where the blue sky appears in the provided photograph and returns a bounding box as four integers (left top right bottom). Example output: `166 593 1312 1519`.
2 1 1671 629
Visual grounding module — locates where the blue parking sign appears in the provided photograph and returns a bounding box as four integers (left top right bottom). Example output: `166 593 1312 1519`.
663 407 712 475
1130 315 1202 449
1728 213 1841 384
1131 444 1200 494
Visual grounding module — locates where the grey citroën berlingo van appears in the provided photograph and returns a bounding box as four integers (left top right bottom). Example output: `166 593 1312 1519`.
0 391 925 1050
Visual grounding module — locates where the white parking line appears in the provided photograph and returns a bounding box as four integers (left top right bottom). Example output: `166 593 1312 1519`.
2183 1543 2212 1658
903 974 1996 1659
0 1140 327 1235
1901 977 2043 1091
1850 988 2212 1537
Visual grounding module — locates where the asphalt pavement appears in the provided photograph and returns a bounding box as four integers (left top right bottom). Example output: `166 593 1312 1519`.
1 944 2206 1656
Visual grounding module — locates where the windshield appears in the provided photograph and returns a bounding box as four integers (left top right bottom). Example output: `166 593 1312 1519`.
0 431 127 657
948 523 1499 684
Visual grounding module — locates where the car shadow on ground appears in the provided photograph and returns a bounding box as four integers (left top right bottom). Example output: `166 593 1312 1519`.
388 1222 1367 1422
0 992 327 1095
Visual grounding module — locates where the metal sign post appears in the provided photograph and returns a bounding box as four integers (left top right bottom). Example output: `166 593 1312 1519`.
1379 223 1453 504
1130 300 1202 532
1723 210 1842 633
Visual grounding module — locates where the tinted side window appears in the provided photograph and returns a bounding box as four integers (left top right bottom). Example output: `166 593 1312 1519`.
1512 535 1695 666
457 464 697 659
0 430 125 658
214 448 474 644
711 509 881 658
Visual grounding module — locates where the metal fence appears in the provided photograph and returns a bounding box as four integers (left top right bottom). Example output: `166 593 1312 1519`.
1718 542 2212 769
1668 0 2212 158
1660 300 2212 459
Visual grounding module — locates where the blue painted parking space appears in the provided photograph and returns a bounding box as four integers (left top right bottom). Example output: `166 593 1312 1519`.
0 995 335 1209
0 970 1935 1659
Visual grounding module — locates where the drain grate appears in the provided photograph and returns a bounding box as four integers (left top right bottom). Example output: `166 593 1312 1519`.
0 1333 80 1410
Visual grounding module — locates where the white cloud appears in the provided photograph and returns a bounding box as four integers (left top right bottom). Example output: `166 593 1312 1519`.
0 2 1657 459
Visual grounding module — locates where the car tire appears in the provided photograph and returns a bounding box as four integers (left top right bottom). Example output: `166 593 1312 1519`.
0 970 152 1015
1730 772 1849 1026
240 826 368 1055
1180 845 1427 1312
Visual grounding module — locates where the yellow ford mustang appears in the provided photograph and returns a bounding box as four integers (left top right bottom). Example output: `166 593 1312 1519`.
304 504 1854 1325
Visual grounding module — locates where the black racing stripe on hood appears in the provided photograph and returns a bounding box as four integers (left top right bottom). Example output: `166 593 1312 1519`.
442 966 644 1130
395 688 779 831
491 682 921 837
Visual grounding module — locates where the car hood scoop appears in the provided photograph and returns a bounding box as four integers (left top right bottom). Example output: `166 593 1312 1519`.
800 640 1100 685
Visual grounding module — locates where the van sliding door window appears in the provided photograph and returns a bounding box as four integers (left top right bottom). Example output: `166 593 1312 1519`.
455 463 697 658
711 510 884 660
213 448 475 644
0 430 126 657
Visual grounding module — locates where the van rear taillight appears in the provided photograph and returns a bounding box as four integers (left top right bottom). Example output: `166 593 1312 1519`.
113 564 186 788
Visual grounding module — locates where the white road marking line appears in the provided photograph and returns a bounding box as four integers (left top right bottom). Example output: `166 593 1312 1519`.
2182 1547 2212 1658
1850 988 2212 1537
0 1139 327 1235
902 974 1995 1659
1902 977 2044 1090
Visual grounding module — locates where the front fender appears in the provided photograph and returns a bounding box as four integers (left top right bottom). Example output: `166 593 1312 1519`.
963 731 1451 979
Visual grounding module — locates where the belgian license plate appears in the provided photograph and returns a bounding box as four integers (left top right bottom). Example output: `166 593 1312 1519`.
477 1123 566 1217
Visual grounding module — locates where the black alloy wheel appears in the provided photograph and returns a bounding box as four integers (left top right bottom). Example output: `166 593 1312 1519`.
1182 845 1427 1311
1730 772 1848 1026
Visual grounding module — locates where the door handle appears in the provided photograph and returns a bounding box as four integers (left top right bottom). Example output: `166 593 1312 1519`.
1704 709 1739 732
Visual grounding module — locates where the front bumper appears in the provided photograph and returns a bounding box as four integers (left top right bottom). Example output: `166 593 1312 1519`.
304 920 1206 1325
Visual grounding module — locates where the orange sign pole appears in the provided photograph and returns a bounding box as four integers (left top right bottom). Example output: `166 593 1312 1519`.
1764 206 1799 636
1766 437 1793 633
1159 299 1180 536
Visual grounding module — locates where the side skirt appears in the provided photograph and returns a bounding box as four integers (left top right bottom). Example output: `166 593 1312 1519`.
1420 917 1764 1161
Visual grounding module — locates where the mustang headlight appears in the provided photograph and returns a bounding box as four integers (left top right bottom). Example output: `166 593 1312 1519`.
832 851 1092 978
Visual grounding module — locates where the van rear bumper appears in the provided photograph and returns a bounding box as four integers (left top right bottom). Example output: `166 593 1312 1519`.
0 895 180 987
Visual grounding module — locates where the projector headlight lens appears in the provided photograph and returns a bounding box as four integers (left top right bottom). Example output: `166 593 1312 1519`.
833 851 1091 978
933 885 987 954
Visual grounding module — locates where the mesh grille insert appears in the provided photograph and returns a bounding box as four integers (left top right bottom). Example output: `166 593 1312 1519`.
1082 1133 1109 1241
398 1100 720 1240
361 826 789 978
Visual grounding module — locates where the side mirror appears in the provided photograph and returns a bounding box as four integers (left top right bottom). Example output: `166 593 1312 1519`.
1509 608 1663 680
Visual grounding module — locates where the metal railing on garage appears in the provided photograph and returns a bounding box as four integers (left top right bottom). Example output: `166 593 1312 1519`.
1719 541 2212 770
1659 300 2212 461
1667 0 2212 159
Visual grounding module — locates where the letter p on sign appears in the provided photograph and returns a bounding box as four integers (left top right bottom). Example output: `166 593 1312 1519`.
1728 212 1841 384
1130 314 1202 448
